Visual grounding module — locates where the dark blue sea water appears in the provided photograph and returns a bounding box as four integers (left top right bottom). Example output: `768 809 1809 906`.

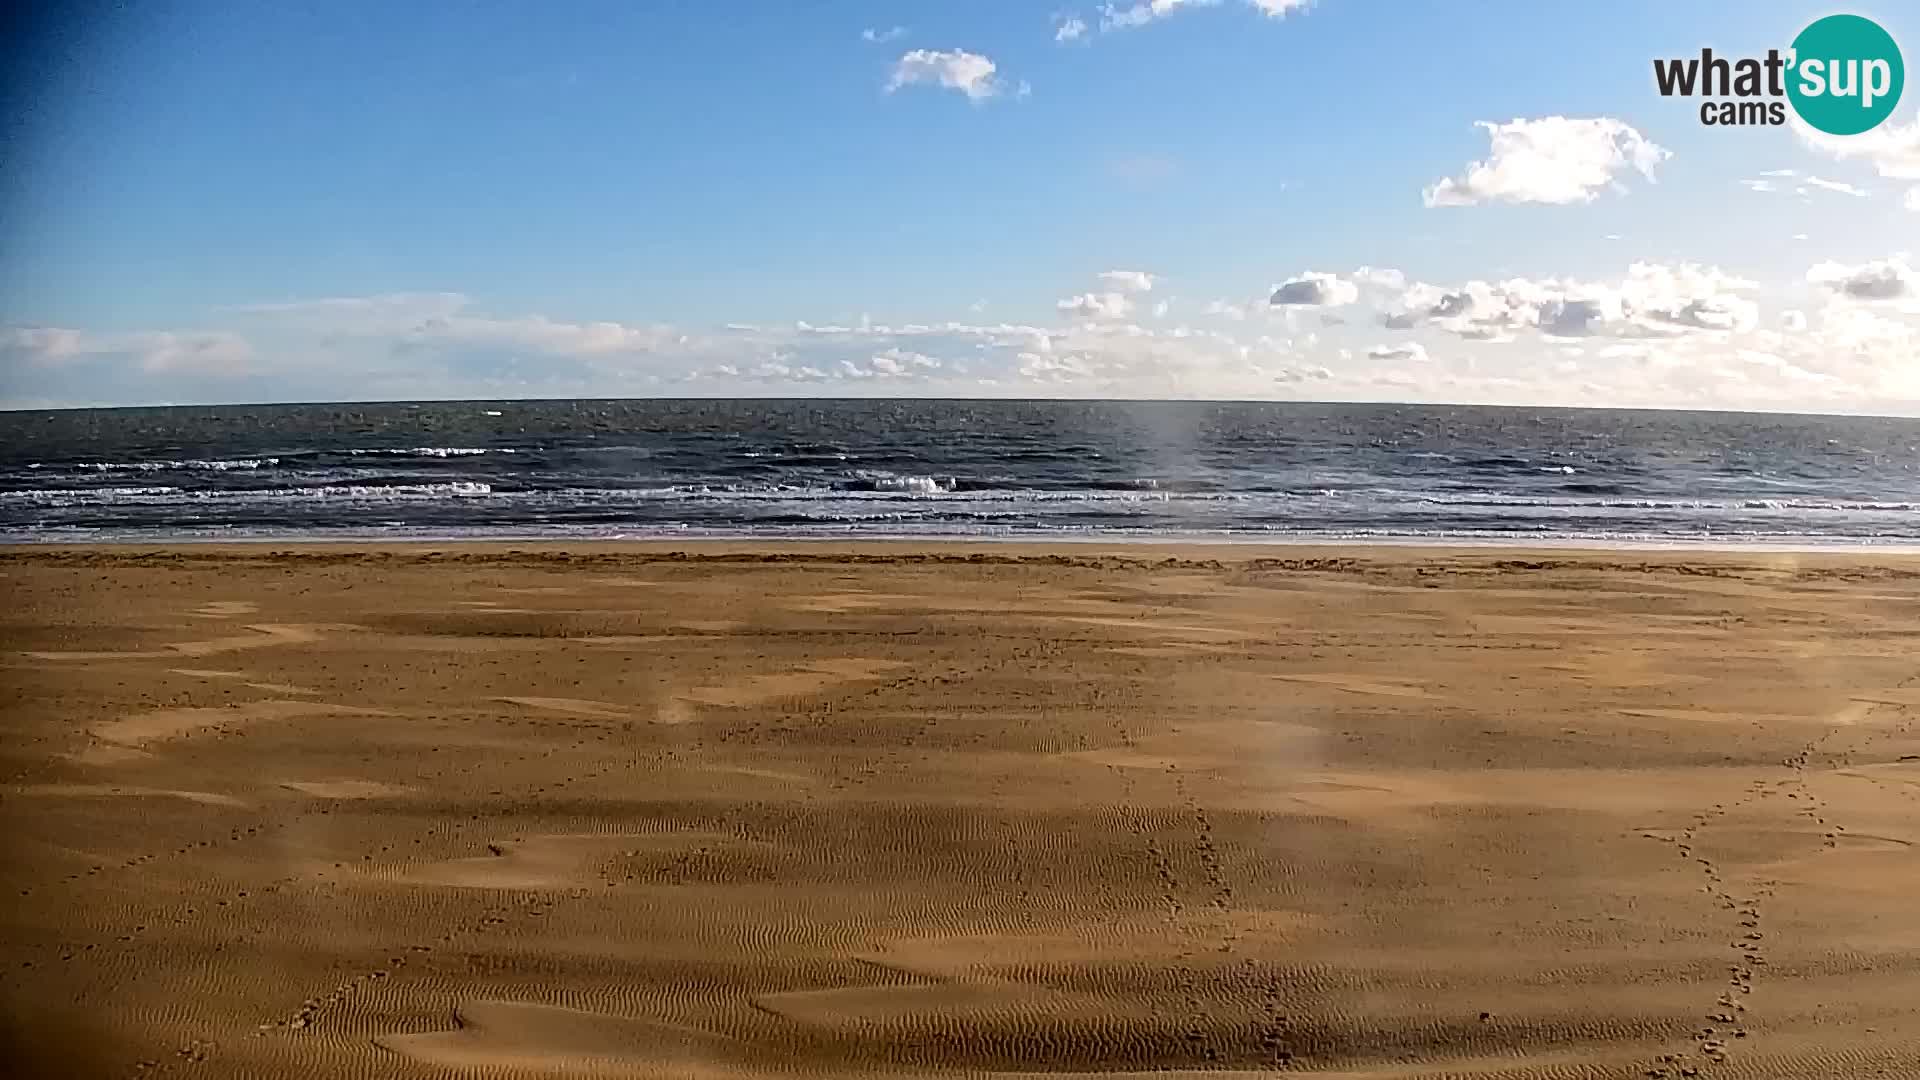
3 400 1919 546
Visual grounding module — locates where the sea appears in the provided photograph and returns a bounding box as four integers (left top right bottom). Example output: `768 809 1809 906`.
3 399 1919 547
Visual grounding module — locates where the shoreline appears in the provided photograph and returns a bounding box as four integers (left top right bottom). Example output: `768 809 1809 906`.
9 535 1920 572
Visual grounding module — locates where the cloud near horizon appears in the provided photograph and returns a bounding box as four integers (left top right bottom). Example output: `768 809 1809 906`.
9 254 1920 413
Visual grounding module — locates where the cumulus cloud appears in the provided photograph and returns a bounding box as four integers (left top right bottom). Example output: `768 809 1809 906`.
1097 269 1156 293
20 257 1920 410
1270 271 1359 307
1053 14 1088 41
1057 291 1135 319
1807 256 1916 301
1422 117 1670 207
1792 108 1920 179
886 49 1009 102
1379 262 1759 340
1351 266 1406 290
861 26 908 43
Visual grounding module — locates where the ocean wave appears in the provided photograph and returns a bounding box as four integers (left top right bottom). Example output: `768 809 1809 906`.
840 471 954 494
31 457 280 472
0 485 182 499
8 478 1916 517
345 447 511 458
0 482 492 504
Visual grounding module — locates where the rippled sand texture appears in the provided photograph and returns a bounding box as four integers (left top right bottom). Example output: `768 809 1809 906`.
3 544 1920 1079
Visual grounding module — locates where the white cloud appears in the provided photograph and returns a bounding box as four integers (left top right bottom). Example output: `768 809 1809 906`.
1100 0 1218 32
1247 0 1312 15
1053 14 1088 42
1807 256 1916 301
886 49 1009 102
1423 116 1670 207
1097 269 1157 293
1366 342 1429 363
3 326 253 375
1792 108 1920 179
1270 271 1359 307
861 26 908 44
225 291 470 334
1351 266 1406 290
833 349 942 379
1092 0 1312 34
1057 291 1135 319
21 254 1920 411
1801 175 1869 198
1754 170 1873 198
1380 262 1758 340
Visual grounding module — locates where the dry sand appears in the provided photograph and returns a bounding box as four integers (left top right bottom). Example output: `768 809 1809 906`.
2 542 1919 1079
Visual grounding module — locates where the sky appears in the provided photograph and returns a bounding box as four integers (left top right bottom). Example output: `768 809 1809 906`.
2 1 1919 413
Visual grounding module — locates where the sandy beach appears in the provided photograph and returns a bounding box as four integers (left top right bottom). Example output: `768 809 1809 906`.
3 542 1919 1079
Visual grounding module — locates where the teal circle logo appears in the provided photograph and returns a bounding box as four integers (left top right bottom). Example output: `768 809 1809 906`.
1788 14 1903 135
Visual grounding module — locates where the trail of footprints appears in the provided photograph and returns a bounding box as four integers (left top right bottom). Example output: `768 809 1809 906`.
124 714 640 1077
1641 683 1918 1080
42 735 511 994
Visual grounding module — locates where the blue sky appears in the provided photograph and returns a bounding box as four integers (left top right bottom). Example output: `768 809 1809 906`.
3 1 1919 411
